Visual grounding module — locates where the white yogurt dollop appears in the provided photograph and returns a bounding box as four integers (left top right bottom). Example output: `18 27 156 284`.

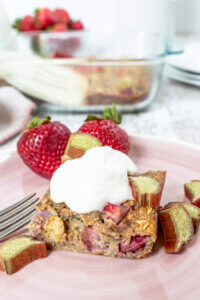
50 146 137 214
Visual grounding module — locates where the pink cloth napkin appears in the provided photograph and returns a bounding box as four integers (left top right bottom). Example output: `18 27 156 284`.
0 87 36 144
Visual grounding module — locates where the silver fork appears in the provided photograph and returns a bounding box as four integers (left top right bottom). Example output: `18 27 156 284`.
0 193 39 241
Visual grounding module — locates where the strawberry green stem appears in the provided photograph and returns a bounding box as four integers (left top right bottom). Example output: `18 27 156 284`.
39 116 51 125
27 116 39 129
85 104 122 124
12 18 22 31
27 115 51 129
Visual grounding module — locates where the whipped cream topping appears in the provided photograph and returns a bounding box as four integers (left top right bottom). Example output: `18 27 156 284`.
50 146 137 214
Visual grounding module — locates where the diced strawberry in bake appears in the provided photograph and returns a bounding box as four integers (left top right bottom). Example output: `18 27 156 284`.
82 227 101 251
103 203 130 224
52 51 72 58
119 235 147 253
120 87 133 95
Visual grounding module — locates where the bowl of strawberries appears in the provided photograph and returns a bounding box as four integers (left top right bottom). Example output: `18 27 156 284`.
12 7 84 58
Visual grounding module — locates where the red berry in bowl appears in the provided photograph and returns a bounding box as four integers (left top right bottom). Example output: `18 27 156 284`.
68 20 84 30
17 116 71 179
78 104 130 154
35 8 57 29
49 23 67 32
13 16 39 32
54 9 70 24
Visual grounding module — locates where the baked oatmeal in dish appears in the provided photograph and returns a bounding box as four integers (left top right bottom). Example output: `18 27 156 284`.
76 65 151 106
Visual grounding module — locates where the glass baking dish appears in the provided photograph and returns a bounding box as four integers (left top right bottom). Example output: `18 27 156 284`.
0 31 182 112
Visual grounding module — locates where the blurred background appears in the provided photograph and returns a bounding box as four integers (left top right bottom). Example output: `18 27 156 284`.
1 0 200 36
0 0 200 149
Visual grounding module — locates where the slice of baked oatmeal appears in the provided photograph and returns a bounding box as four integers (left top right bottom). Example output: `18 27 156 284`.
29 191 157 259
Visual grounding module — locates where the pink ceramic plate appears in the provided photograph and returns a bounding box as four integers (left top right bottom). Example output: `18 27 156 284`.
0 135 200 300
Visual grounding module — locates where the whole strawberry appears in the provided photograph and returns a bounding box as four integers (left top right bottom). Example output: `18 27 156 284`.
17 116 71 179
68 20 84 30
54 9 70 25
12 16 39 32
35 8 57 29
78 104 129 154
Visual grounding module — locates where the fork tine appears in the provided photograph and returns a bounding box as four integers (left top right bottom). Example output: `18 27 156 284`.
0 193 36 217
0 202 38 232
0 197 39 224
0 213 34 240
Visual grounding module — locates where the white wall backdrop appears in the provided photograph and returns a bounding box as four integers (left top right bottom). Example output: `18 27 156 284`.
1 0 200 35
175 0 200 33
1 0 117 32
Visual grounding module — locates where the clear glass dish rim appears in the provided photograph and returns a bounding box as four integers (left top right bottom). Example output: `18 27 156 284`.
1 30 183 65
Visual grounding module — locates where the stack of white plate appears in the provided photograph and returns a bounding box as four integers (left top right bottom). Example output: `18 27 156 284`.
165 42 200 87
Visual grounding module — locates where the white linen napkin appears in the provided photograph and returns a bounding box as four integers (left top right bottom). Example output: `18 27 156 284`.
0 86 36 144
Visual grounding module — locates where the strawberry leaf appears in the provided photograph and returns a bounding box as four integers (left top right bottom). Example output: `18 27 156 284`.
27 116 39 129
34 8 40 16
85 104 122 124
27 115 51 129
103 107 112 119
39 116 51 125
85 115 103 122
110 104 122 124
12 18 22 31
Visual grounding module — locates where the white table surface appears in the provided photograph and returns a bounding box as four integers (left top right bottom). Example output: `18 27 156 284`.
0 77 200 154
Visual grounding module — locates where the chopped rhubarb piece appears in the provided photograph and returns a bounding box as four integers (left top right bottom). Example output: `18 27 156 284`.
147 170 166 186
119 235 147 253
184 180 200 208
103 203 130 224
165 202 200 233
62 132 102 162
129 171 166 208
0 236 47 274
159 205 194 253
82 227 101 251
